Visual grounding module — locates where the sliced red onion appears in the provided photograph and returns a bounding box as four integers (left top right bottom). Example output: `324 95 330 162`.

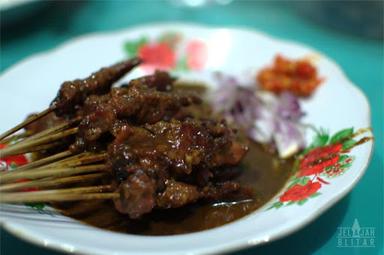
211 73 306 158
277 92 305 121
273 120 306 158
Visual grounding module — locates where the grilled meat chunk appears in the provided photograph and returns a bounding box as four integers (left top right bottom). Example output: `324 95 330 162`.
51 58 141 117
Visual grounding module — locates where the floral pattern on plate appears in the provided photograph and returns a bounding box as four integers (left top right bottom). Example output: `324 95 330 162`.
123 32 207 72
0 143 28 170
268 127 371 209
0 143 46 211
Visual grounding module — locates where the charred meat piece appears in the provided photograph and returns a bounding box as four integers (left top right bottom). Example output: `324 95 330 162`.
201 182 242 200
51 58 141 117
156 180 253 209
143 119 248 174
156 180 246 208
114 177 253 218
71 73 201 152
114 170 157 219
111 80 201 124
24 112 66 134
108 119 248 179
156 179 200 209
132 70 176 91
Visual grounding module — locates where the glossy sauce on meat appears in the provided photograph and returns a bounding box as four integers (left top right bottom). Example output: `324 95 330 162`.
52 84 294 235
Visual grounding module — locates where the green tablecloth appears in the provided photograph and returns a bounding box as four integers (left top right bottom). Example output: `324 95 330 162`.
1 1 383 255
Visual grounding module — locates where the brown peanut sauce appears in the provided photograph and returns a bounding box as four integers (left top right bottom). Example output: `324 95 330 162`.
54 142 293 235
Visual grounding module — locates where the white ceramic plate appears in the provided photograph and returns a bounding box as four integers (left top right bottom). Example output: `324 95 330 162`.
0 23 373 255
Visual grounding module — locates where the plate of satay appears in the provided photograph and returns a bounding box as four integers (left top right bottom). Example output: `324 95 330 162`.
0 23 373 255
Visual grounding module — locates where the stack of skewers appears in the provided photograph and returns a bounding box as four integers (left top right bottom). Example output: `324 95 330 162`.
0 57 251 219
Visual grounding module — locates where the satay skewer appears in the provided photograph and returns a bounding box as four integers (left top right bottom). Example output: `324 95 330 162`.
21 117 80 144
0 108 54 142
0 132 29 145
47 153 108 168
2 184 112 195
11 141 63 155
35 152 92 169
0 164 106 184
25 153 108 172
0 172 107 192
0 193 119 203
7 151 107 175
0 151 83 178
13 150 73 171
0 58 142 143
0 189 118 203
0 127 78 158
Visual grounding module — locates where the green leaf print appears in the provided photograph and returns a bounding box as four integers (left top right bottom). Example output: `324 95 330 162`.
330 128 354 144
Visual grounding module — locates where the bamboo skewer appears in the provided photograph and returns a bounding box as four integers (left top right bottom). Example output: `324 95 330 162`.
0 108 54 141
0 192 119 203
59 153 108 167
0 150 76 178
37 152 90 169
0 173 107 192
0 127 78 158
0 164 106 184
34 152 108 170
0 184 112 196
12 141 63 155
0 132 29 145
1 152 103 177
7 184 112 195
21 117 80 143
12 150 73 172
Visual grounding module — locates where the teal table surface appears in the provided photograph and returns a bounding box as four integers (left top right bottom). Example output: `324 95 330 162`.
1 1 383 255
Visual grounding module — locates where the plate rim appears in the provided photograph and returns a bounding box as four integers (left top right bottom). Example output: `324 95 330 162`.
0 22 374 255
0 0 39 11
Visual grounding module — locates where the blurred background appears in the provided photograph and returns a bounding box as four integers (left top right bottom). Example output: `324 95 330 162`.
1 1 383 255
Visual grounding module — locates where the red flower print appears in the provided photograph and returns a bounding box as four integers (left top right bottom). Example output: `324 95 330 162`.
186 40 207 70
0 143 28 168
0 144 37 191
298 143 342 177
138 43 176 71
280 181 321 202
